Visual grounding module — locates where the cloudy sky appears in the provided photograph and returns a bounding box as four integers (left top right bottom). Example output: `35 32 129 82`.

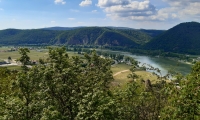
0 0 199 30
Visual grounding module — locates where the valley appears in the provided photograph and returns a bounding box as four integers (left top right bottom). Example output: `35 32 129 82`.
1 0 200 119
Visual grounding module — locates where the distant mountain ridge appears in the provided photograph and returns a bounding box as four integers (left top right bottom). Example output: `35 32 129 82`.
41 26 136 31
41 26 165 37
1 22 200 54
0 27 154 46
41 27 84 31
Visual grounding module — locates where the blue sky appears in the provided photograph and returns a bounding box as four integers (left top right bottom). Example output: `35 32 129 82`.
0 0 199 30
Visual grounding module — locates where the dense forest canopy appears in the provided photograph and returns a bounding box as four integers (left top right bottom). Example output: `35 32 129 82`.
0 47 199 119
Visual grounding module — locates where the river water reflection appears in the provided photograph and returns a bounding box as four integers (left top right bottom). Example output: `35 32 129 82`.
129 54 191 76
99 50 192 76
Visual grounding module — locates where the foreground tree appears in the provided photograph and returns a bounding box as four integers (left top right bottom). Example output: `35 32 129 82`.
161 62 200 120
76 51 115 120
4 47 114 119
17 48 30 71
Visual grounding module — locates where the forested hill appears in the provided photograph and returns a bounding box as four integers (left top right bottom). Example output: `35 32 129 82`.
144 22 200 54
0 27 153 47
0 29 60 45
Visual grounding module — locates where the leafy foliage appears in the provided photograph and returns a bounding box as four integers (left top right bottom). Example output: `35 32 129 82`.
0 47 199 119
160 62 200 119
0 47 114 119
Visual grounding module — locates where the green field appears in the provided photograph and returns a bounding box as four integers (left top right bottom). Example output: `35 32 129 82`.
0 65 22 70
0 50 49 60
111 63 131 74
0 47 13 51
111 63 164 86
0 48 82 61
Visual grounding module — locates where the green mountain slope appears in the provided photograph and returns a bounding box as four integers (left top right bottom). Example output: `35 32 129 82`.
0 29 60 45
0 27 152 47
96 30 139 46
52 27 151 46
113 29 152 44
53 27 107 45
144 22 200 54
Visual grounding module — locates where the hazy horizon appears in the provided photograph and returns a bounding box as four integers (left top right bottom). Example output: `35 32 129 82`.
1 25 169 30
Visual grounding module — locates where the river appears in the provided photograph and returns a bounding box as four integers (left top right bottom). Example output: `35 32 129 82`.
97 49 192 76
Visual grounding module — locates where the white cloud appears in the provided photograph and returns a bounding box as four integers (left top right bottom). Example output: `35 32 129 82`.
181 3 200 15
97 0 158 21
163 0 200 7
103 1 155 14
97 0 130 8
54 0 66 5
149 7 178 21
79 0 92 7
162 0 200 20
68 18 75 20
97 0 200 22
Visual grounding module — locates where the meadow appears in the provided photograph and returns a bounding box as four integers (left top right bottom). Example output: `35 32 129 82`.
0 47 83 60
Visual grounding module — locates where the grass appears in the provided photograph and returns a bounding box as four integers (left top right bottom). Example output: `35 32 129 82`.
111 64 132 86
27 50 49 60
0 59 5 62
113 71 132 85
111 63 164 86
135 71 159 84
0 50 84 61
67 52 84 58
0 51 20 60
3 65 22 70
111 63 131 74
0 50 49 60
0 46 12 51
0 50 84 72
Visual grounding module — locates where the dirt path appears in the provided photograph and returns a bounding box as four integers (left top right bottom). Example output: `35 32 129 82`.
0 63 18 66
0 59 18 66
113 69 130 77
